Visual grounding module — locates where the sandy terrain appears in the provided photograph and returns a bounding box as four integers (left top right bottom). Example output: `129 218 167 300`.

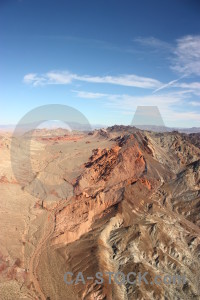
0 129 113 299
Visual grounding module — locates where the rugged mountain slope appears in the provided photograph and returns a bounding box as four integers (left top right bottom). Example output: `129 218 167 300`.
185 133 200 149
36 128 200 300
0 127 199 300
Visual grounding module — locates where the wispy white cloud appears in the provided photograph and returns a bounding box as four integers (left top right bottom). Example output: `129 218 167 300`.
24 71 74 86
153 78 200 95
46 71 73 84
74 74 162 88
23 71 162 89
24 35 200 94
24 73 37 83
109 94 200 125
23 73 47 86
172 35 200 76
134 35 200 79
163 110 200 123
133 36 172 51
73 89 182 107
111 93 199 123
72 90 107 99
174 82 200 96
175 82 200 89
189 101 200 106
73 89 200 125
106 93 182 110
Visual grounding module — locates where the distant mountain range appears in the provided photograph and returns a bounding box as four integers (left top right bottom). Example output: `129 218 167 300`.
0 122 103 132
133 125 200 134
0 123 200 134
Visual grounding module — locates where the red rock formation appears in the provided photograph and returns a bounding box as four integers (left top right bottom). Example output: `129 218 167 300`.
49 130 200 300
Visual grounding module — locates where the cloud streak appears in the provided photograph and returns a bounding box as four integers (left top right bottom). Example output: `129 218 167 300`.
23 71 162 89
153 75 186 93
133 36 173 52
72 90 108 99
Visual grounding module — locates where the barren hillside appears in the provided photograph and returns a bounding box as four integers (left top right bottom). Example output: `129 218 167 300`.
0 127 199 300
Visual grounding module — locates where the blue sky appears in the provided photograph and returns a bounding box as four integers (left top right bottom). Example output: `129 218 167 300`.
1 0 200 127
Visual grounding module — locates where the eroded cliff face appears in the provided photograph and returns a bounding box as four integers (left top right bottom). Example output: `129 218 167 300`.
48 129 200 300
53 135 147 245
